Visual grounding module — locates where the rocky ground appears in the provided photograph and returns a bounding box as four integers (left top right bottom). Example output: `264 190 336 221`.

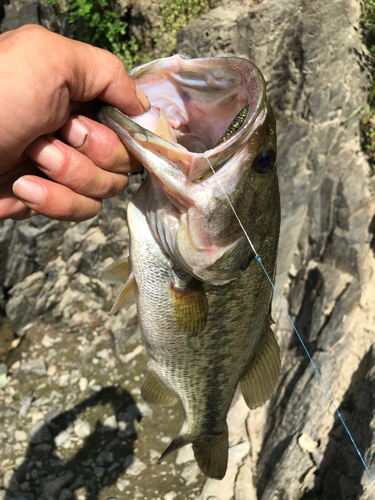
0 174 259 500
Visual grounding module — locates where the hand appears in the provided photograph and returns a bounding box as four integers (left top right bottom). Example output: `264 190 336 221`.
0 24 150 221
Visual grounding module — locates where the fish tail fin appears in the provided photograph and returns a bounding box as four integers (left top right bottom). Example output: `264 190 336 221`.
157 433 190 464
192 425 228 480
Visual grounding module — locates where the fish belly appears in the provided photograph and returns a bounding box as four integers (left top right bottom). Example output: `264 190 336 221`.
127 184 269 439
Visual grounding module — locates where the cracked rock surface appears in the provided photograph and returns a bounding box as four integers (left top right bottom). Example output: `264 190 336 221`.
1 0 375 499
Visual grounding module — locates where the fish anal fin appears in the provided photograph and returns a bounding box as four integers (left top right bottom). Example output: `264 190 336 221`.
171 281 208 336
158 434 190 464
192 426 228 480
141 370 177 407
240 326 280 410
109 273 137 316
100 258 132 284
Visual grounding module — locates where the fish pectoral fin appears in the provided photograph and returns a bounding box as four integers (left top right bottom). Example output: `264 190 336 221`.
192 426 228 480
100 258 132 284
141 370 178 406
171 280 208 336
240 326 280 410
109 272 137 316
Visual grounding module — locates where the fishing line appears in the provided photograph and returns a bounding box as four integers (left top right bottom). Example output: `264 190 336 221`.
202 152 375 486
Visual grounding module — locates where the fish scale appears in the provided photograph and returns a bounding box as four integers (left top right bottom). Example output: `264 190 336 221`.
99 54 281 479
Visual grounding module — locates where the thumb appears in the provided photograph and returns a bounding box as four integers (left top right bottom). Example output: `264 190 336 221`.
64 39 150 116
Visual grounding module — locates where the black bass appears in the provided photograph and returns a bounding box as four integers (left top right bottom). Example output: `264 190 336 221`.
99 55 281 480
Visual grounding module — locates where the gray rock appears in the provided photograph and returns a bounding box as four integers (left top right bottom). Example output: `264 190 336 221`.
20 359 46 378
96 450 113 466
41 472 75 499
94 467 105 478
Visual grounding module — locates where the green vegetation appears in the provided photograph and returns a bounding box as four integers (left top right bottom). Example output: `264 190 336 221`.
44 0 220 68
157 0 220 56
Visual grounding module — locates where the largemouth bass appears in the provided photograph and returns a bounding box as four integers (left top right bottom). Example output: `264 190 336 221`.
99 54 281 480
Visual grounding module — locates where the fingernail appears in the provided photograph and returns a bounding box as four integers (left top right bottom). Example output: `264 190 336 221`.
135 84 151 112
13 178 46 205
65 117 88 148
27 138 64 173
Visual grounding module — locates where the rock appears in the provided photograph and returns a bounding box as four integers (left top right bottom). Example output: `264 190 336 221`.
58 373 70 387
123 456 147 476
30 421 52 444
74 421 91 439
163 492 177 500
298 433 318 454
96 450 114 466
47 365 57 377
59 489 73 500
176 444 195 465
96 348 110 361
94 467 105 478
78 377 88 392
41 334 54 348
181 462 200 486
234 454 257 500
127 402 153 418
103 415 118 430
5 272 45 333
121 345 145 364
116 478 130 491
228 441 250 468
54 430 71 447
3 469 16 489
20 359 46 378
227 394 250 446
14 430 27 442
18 396 33 417
41 472 75 500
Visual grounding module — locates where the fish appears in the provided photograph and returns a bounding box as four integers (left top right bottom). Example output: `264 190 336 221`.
98 54 281 480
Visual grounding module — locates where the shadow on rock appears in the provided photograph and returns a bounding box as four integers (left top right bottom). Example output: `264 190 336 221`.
5 386 141 500
301 347 375 500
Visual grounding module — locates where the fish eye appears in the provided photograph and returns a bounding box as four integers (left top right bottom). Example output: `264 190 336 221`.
253 149 276 175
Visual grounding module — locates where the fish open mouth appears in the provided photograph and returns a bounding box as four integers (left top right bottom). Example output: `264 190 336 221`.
99 55 267 183
129 55 265 154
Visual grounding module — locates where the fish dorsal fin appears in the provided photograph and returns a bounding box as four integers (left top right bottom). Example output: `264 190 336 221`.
109 272 137 316
170 280 208 336
141 370 177 406
240 326 280 409
100 258 132 284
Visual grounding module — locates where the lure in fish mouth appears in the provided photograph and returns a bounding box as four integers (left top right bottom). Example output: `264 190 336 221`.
99 54 281 480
